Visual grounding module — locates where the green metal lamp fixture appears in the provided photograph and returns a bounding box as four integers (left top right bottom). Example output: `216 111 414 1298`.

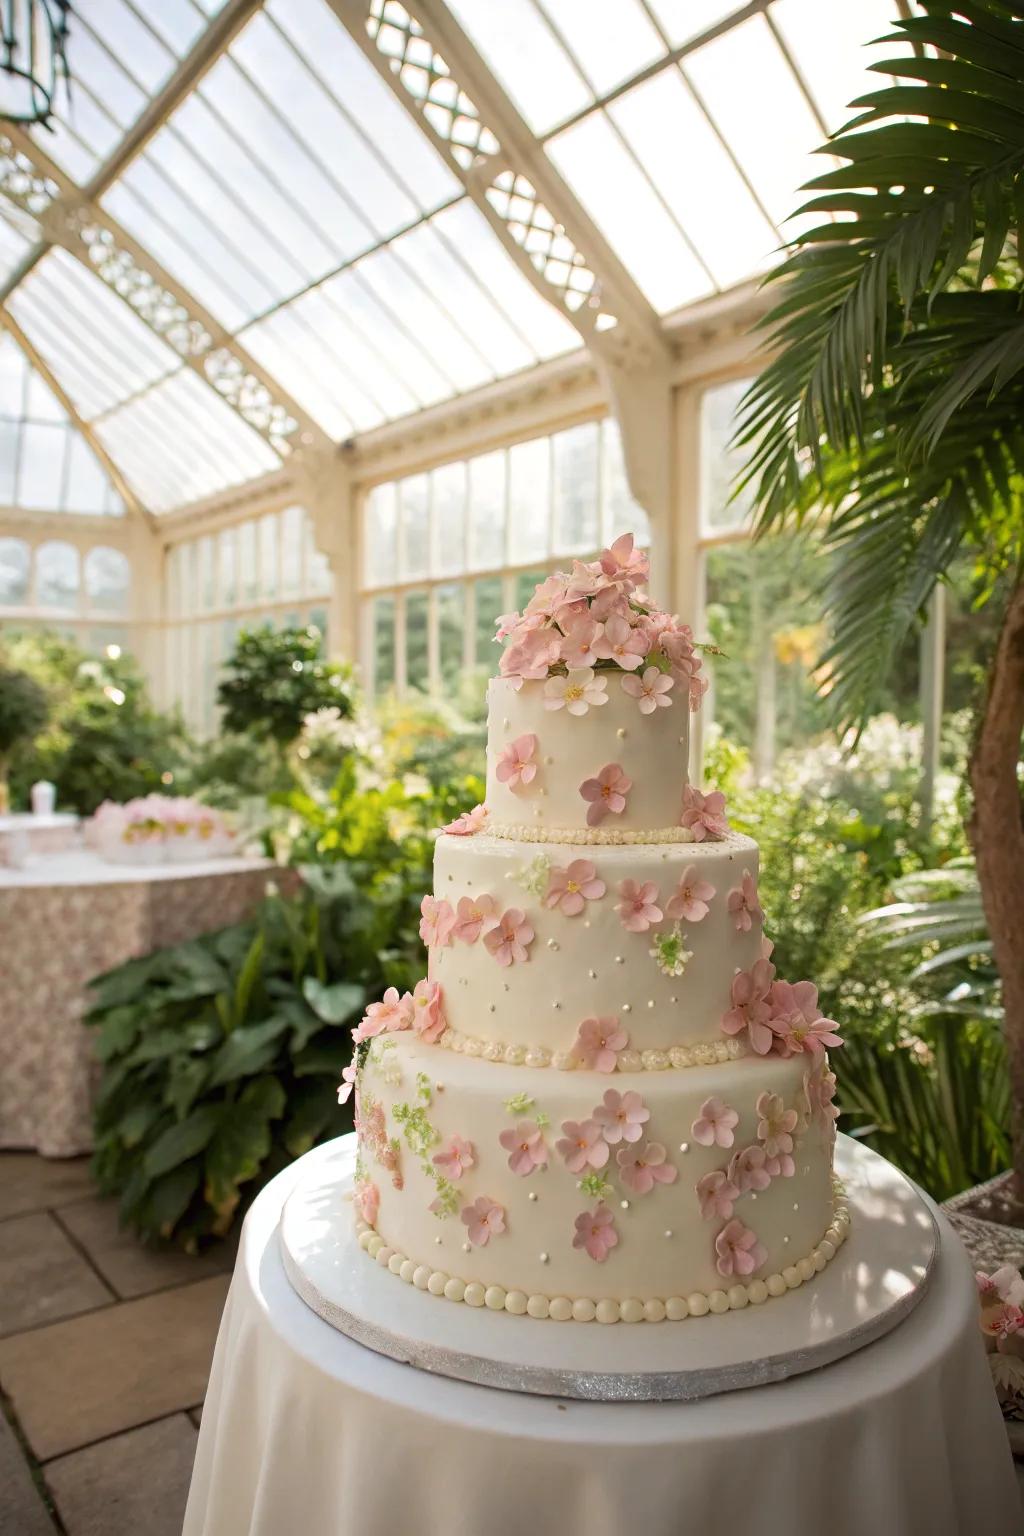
0 0 72 128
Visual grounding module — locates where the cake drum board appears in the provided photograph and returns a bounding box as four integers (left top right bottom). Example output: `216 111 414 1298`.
279 1132 939 1403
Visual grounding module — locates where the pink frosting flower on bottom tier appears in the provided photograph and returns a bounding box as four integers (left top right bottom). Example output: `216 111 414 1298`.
714 1219 767 1278
616 1141 677 1195
727 1144 772 1194
432 1135 475 1180
544 859 606 915
696 1170 740 1222
461 1196 506 1247
592 1088 649 1144
572 1016 629 1073
354 1180 379 1227
499 1121 548 1176
572 1202 619 1263
557 1119 610 1173
691 1095 739 1149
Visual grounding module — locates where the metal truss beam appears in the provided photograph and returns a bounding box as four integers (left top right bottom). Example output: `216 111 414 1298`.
326 0 670 375
0 126 331 462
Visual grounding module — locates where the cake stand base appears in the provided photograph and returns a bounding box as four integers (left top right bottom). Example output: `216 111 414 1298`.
279 1133 938 1403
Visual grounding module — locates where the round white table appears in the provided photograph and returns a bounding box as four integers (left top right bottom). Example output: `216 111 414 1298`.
185 1141 1022 1536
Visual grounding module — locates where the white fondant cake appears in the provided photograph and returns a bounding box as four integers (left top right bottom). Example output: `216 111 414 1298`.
346 535 845 1322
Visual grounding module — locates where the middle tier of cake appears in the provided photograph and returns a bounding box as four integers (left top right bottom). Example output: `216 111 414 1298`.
431 829 763 1064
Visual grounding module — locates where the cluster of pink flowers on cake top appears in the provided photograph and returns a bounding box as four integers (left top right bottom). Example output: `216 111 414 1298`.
573 1202 619 1262
495 533 707 711
721 959 843 1059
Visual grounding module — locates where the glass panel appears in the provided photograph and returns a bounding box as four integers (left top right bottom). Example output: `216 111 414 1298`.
547 111 713 312
468 451 506 570
180 541 198 618
259 514 278 599
444 0 592 135
644 0 741 47
240 520 258 603
304 513 332 596
25 368 66 423
84 546 131 614
601 419 649 546
64 435 119 514
553 421 600 552
0 335 26 415
535 0 665 98
701 377 756 535
508 436 551 565
17 422 66 509
308 606 328 643
35 541 80 610
515 569 547 610
474 576 504 664
365 483 399 589
773 0 906 135
280 504 304 598
0 538 30 604
399 474 430 580
438 583 466 690
0 420 16 501
432 461 467 577
371 594 395 694
404 590 429 693
197 536 215 612
219 527 238 607
0 204 35 289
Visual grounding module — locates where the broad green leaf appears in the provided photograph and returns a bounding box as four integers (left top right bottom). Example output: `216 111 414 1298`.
206 1016 290 1087
302 977 365 1025
143 1105 223 1180
139 1160 202 1241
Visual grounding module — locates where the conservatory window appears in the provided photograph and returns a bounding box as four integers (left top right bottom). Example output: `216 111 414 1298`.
84 547 132 616
0 538 31 606
35 542 81 611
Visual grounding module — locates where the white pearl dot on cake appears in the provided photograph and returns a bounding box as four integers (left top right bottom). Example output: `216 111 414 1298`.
620 1199 630 1210
539 788 547 797
540 1252 549 1264
435 1082 444 1091
546 938 559 950
583 919 591 929
502 717 510 728
588 969 597 979
463 1242 471 1253
783 1235 790 1245
664 1229 673 1239
544 755 554 765
616 727 627 739
622 1003 631 1013
488 1004 496 1013
679 1142 689 1153
552 1001 561 1010
793 1202 800 1211
434 1235 442 1244
528 1191 538 1201
615 955 624 964
750 1193 758 1202
647 999 655 1008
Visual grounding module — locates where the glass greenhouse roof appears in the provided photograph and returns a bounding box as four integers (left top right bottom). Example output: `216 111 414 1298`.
1 0 905 515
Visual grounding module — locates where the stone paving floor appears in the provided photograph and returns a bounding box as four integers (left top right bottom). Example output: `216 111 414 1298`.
0 1152 235 1536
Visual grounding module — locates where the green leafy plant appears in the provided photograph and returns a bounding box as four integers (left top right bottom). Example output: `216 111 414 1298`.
735 0 1024 1189
0 664 49 808
217 626 353 748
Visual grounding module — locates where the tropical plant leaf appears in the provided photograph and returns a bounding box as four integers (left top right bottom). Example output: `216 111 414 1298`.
143 1105 223 1181
206 1015 290 1087
302 977 366 1025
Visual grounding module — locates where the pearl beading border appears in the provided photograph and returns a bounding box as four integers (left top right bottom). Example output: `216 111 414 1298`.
355 1202 850 1324
486 823 697 846
437 1027 747 1072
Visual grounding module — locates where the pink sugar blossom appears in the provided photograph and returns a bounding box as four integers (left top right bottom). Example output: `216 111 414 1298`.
715 1219 767 1279
559 616 603 669
354 1180 379 1227
804 1060 840 1131
432 1135 475 1181
721 959 776 1056
494 611 521 641
498 1120 548 1176
680 783 729 841
495 733 539 792
500 627 562 682
579 762 632 827
564 559 605 601
419 894 456 949
727 1144 772 1194
524 574 569 621
989 1303 1024 1342
443 803 488 836
544 667 608 716
452 892 499 945
756 1092 798 1163
594 614 648 671
589 584 633 624
461 1195 506 1247
482 908 535 967
768 980 843 1056
572 1202 619 1262
337 1063 358 1105
544 859 606 916
691 1095 739 1149
352 986 414 1043
410 978 446 1043
697 1169 740 1222
727 869 763 933
593 1088 649 1145
665 865 716 923
557 1118 610 1173
616 878 663 933
572 1015 629 1073
621 666 675 714
599 532 649 587
761 935 775 961
616 1141 678 1195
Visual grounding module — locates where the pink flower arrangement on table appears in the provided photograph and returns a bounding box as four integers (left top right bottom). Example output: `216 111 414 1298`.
572 1016 629 1073
483 908 535 966
691 1095 739 1149
579 763 632 827
419 894 455 948
452 892 498 944
492 533 707 711
557 1118 610 1172
545 859 606 915
410 979 446 1043
616 878 663 933
714 1219 767 1278
461 1196 506 1247
495 733 539 791
593 1088 649 1144
443 803 488 836
621 666 675 714
354 1180 379 1227
756 1091 798 1177
727 870 763 932
616 1141 677 1195
727 1144 772 1194
572 1202 619 1263
543 667 608 715
680 783 729 841
696 1169 740 1221
498 1120 548 1175
433 1135 475 1180
666 865 716 923
352 986 414 1042
977 1266 1024 1418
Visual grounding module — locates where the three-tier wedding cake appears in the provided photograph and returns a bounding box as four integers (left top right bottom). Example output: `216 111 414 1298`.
343 535 847 1325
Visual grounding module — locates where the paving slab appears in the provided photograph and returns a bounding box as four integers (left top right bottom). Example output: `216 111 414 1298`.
45 1413 198 1536
0 1410 55 1535
0 1212 113 1337
0 1154 95 1221
0 1274 230 1460
57 1197 237 1300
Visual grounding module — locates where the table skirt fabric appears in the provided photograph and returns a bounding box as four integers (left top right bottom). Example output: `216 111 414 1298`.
184 1150 1021 1536
0 857 279 1157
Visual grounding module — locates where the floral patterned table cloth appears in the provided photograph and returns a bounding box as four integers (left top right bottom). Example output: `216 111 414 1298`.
0 852 280 1157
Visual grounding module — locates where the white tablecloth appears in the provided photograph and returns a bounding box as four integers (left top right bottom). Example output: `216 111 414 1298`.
184 1144 1022 1536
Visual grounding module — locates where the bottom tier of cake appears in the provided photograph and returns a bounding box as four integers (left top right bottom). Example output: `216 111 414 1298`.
353 1033 844 1321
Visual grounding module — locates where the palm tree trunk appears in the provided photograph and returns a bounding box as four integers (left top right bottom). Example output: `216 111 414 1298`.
969 574 1024 1199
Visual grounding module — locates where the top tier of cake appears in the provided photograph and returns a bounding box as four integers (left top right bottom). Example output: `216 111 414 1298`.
485 676 691 839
